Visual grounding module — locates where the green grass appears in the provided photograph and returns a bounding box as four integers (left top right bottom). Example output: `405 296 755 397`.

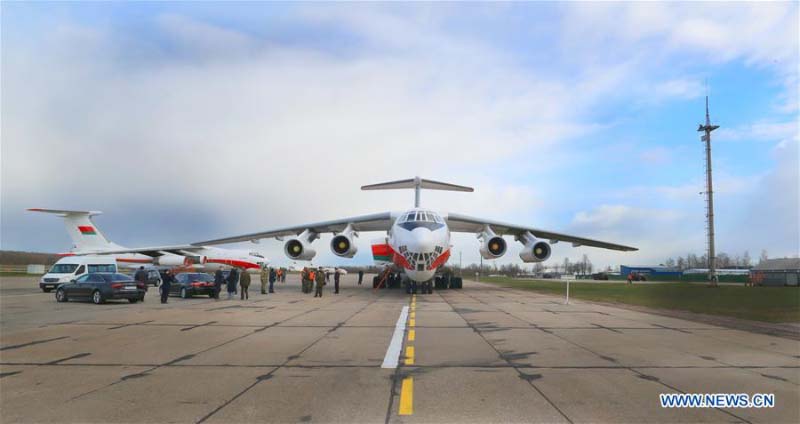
482 277 800 323
0 272 40 277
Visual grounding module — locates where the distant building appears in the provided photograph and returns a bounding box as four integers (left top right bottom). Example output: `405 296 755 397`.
683 268 750 276
620 265 682 277
750 258 800 287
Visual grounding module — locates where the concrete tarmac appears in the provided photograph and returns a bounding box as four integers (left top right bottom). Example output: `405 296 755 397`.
1 274 798 423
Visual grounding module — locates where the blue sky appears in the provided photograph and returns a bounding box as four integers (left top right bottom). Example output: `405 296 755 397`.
2 2 797 269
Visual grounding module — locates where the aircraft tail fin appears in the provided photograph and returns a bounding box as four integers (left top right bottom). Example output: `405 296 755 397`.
361 176 473 207
27 208 116 252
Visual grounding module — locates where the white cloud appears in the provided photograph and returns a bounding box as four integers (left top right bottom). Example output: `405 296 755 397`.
1 3 797 271
716 120 798 143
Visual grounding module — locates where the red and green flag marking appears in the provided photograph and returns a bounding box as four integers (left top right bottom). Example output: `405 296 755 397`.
371 244 392 262
77 226 97 235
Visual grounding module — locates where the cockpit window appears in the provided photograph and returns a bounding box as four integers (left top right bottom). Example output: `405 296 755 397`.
401 210 443 223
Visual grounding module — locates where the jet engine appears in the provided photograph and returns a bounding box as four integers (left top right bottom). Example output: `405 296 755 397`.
284 229 318 261
478 226 506 259
518 231 551 263
330 224 358 258
153 254 192 267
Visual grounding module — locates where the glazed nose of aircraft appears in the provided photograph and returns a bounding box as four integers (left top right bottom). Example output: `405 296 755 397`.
408 227 435 252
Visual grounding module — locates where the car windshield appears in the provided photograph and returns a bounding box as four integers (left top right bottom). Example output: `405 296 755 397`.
186 273 213 282
100 273 134 282
48 264 79 274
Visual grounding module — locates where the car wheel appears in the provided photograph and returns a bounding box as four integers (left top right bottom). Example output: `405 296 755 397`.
42 287 52 293
55 289 67 302
92 290 105 304
180 287 188 299
128 298 138 303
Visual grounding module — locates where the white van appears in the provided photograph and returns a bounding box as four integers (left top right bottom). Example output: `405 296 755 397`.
39 256 117 292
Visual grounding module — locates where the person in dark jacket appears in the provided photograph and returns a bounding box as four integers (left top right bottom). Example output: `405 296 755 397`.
227 268 239 300
358 269 364 285
268 267 277 293
160 270 174 304
213 268 225 300
333 268 341 294
134 266 148 292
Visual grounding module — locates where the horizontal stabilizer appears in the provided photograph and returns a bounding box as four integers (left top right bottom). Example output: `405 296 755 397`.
362 177 473 192
27 208 102 217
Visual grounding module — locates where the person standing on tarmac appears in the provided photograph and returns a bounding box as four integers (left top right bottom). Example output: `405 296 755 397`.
160 269 174 304
260 265 269 294
213 268 225 300
333 268 341 294
269 267 277 293
314 266 326 298
227 268 239 300
358 269 364 285
304 267 313 293
134 266 148 293
240 268 251 300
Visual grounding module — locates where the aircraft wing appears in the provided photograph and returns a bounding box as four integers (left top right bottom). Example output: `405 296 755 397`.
76 245 206 257
445 212 637 252
193 212 395 246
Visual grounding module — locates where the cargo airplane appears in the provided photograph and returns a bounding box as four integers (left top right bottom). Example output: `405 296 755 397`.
193 177 636 287
28 208 268 270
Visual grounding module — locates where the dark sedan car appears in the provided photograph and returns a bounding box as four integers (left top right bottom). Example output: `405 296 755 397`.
55 273 146 304
170 272 216 298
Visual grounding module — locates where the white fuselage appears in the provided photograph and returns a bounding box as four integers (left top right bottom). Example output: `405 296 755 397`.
111 246 266 271
387 209 451 283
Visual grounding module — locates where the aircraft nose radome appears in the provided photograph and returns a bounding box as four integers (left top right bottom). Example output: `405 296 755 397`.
408 227 435 252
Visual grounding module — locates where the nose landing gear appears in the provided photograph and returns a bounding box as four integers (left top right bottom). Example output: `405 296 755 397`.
406 279 434 294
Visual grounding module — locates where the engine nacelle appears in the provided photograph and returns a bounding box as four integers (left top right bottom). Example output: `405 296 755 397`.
154 254 190 267
331 223 358 258
518 231 552 263
284 229 318 261
478 226 507 259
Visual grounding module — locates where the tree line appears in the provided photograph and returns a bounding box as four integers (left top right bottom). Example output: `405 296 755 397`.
661 250 768 270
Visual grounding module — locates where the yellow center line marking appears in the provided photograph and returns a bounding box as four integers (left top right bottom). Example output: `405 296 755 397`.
409 311 416 319
405 346 415 364
399 377 414 415
408 329 415 342
409 318 415 327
